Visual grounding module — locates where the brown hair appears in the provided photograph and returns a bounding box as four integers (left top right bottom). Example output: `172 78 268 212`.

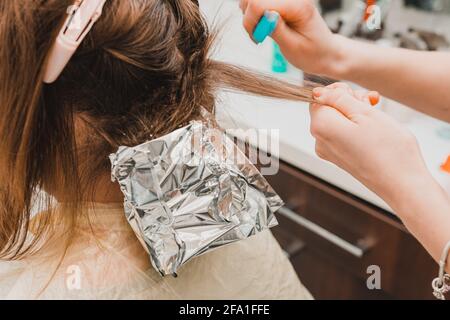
0 0 313 260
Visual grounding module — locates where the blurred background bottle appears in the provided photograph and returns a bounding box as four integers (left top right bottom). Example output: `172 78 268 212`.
272 41 288 73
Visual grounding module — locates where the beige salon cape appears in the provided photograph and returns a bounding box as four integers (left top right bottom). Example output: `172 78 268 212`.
0 203 312 300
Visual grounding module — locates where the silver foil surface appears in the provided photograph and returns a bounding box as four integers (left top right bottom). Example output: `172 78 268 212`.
110 121 283 276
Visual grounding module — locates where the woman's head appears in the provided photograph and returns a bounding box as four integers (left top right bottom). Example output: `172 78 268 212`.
0 0 313 259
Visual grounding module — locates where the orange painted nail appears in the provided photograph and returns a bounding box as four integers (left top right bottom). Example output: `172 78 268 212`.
369 93 380 106
441 156 450 174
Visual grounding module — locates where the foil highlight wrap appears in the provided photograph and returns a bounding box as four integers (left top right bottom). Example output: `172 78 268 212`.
110 121 283 276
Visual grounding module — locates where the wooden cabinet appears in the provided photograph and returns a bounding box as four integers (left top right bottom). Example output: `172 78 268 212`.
265 161 439 300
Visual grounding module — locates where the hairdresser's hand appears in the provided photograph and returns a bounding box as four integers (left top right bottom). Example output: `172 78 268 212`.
310 83 430 203
240 0 341 75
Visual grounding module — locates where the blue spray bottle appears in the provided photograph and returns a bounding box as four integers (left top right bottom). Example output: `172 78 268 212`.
272 41 288 73
252 11 280 44
252 11 288 73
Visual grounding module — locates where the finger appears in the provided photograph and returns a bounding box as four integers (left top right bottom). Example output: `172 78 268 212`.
368 91 380 106
315 140 346 169
309 103 348 125
326 82 351 92
243 8 298 46
327 84 380 107
314 141 331 161
312 87 372 118
354 90 377 106
242 0 267 39
242 3 264 39
239 0 248 13
353 90 367 102
309 103 354 140
242 0 315 40
328 84 377 106
354 90 380 106
270 16 303 49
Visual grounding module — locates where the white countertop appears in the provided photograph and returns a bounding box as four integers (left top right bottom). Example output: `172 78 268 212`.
200 0 450 214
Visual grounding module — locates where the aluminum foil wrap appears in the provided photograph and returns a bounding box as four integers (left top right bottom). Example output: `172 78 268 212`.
110 121 283 276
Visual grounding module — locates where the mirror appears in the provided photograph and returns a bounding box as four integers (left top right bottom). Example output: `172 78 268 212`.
320 0 450 51
320 0 450 14
404 0 450 13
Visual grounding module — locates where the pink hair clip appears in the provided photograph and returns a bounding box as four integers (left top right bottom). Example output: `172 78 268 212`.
43 0 107 84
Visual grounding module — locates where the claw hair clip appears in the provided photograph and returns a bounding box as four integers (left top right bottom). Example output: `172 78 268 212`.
43 0 107 84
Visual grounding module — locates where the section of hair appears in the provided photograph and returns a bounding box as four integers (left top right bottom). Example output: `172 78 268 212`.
0 0 315 260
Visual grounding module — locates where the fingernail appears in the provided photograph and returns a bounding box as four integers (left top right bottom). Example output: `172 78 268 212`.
369 92 380 106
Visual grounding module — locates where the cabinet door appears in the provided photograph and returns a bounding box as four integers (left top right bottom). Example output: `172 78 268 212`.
266 161 438 300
